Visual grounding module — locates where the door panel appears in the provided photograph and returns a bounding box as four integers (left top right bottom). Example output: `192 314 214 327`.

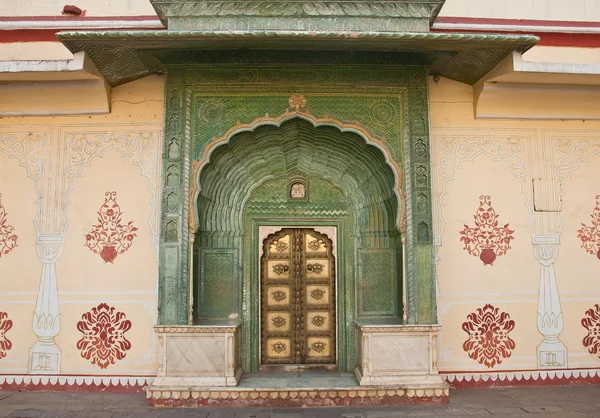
261 228 336 365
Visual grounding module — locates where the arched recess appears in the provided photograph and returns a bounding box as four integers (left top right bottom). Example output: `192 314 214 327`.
192 117 403 371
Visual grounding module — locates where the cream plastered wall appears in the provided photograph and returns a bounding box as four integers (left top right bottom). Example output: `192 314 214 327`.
440 0 600 22
2 0 156 16
431 76 600 373
0 75 163 376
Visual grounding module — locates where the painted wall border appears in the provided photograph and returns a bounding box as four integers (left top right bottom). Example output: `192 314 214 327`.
0 374 153 393
443 368 600 388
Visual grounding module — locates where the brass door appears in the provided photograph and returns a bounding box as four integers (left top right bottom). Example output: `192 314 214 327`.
261 228 336 365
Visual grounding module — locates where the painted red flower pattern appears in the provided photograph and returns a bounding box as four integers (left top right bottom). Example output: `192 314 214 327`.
76 303 132 369
577 195 600 260
459 195 515 266
0 194 18 258
0 311 13 359
85 192 138 263
582 304 600 358
462 304 516 368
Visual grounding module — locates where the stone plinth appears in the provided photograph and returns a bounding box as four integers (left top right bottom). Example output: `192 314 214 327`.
149 324 242 389
354 323 448 389
146 371 448 407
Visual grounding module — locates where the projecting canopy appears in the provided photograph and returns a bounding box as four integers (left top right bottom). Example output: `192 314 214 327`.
57 0 538 87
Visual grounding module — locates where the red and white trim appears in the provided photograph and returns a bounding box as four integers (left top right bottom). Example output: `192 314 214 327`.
442 369 600 388
0 375 154 392
0 15 163 31
433 17 600 34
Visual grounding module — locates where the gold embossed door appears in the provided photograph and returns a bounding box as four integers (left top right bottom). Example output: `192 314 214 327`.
261 228 336 366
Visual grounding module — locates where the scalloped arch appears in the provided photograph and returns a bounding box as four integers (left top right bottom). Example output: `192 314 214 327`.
191 112 404 235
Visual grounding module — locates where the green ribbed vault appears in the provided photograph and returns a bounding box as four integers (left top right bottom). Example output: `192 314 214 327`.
197 118 399 240
194 118 403 371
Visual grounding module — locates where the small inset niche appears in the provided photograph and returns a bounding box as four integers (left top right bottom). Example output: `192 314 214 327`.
165 219 179 242
417 221 429 242
288 175 308 202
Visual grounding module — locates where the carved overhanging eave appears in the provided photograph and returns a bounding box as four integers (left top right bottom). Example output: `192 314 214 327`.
57 30 539 87
149 0 447 32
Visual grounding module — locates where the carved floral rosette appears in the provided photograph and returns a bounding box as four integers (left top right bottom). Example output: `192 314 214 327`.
459 195 515 266
76 303 132 369
577 195 600 260
0 194 18 257
0 311 13 359
85 192 138 263
462 304 516 368
582 304 600 358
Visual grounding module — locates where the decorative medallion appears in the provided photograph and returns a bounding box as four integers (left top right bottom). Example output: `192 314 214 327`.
273 240 288 253
272 290 287 302
306 263 324 275
311 341 326 353
0 194 18 258
76 303 132 369
272 342 286 354
0 311 13 359
311 315 326 327
198 99 226 124
311 289 325 300
85 192 138 263
369 100 397 127
290 182 306 199
272 264 289 275
459 195 515 266
272 316 287 328
288 94 307 111
462 304 516 368
577 196 600 260
582 304 600 358
307 238 324 252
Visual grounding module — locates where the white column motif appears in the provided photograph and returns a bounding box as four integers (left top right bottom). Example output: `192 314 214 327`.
533 235 567 368
28 234 64 373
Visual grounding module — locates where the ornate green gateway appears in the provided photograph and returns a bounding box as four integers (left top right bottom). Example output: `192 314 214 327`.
56 0 538 374
162 67 433 371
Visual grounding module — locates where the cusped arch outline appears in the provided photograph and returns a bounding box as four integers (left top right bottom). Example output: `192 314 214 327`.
189 110 406 234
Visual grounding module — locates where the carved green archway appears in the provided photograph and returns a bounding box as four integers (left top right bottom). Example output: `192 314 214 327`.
193 117 402 371
158 64 436 338
196 116 400 239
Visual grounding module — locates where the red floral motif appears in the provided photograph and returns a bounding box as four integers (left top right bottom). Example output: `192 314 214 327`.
76 303 132 369
0 194 18 258
459 195 515 266
577 196 600 260
462 304 516 368
582 304 600 358
85 192 138 263
0 311 13 359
